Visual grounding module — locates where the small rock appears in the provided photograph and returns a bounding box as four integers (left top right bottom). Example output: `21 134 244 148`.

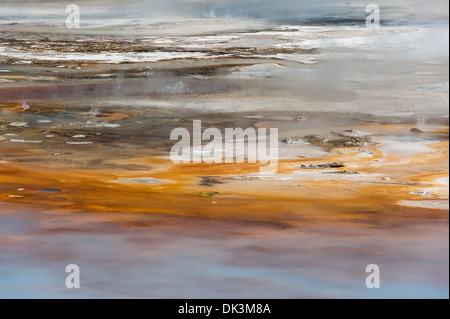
10 139 42 143
300 162 345 169
382 177 391 180
332 129 371 138
322 170 361 175
410 128 424 133
281 137 304 144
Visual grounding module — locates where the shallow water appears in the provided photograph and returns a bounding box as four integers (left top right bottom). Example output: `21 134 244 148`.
0 1 449 299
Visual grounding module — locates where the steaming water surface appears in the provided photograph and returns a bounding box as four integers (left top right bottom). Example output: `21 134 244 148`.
0 0 448 298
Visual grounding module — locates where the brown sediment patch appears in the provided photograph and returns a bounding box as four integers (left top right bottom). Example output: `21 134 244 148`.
356 140 448 208
0 151 447 227
163 63 251 76
0 121 448 233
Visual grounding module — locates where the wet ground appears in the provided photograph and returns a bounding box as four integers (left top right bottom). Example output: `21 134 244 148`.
0 2 449 298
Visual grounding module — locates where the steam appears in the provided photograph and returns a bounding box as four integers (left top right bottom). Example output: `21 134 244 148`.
20 95 30 111
417 116 426 129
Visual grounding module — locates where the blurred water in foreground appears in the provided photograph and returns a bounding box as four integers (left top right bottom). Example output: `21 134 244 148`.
0 0 448 299
0 204 448 298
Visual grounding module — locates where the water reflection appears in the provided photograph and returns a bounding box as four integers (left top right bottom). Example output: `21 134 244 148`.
0 204 447 298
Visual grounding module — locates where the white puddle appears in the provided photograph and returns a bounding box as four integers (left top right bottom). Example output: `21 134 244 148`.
398 200 449 210
377 135 439 156
293 170 380 181
435 177 449 186
10 139 42 143
355 152 375 158
66 142 93 145
84 121 121 128
8 122 28 127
